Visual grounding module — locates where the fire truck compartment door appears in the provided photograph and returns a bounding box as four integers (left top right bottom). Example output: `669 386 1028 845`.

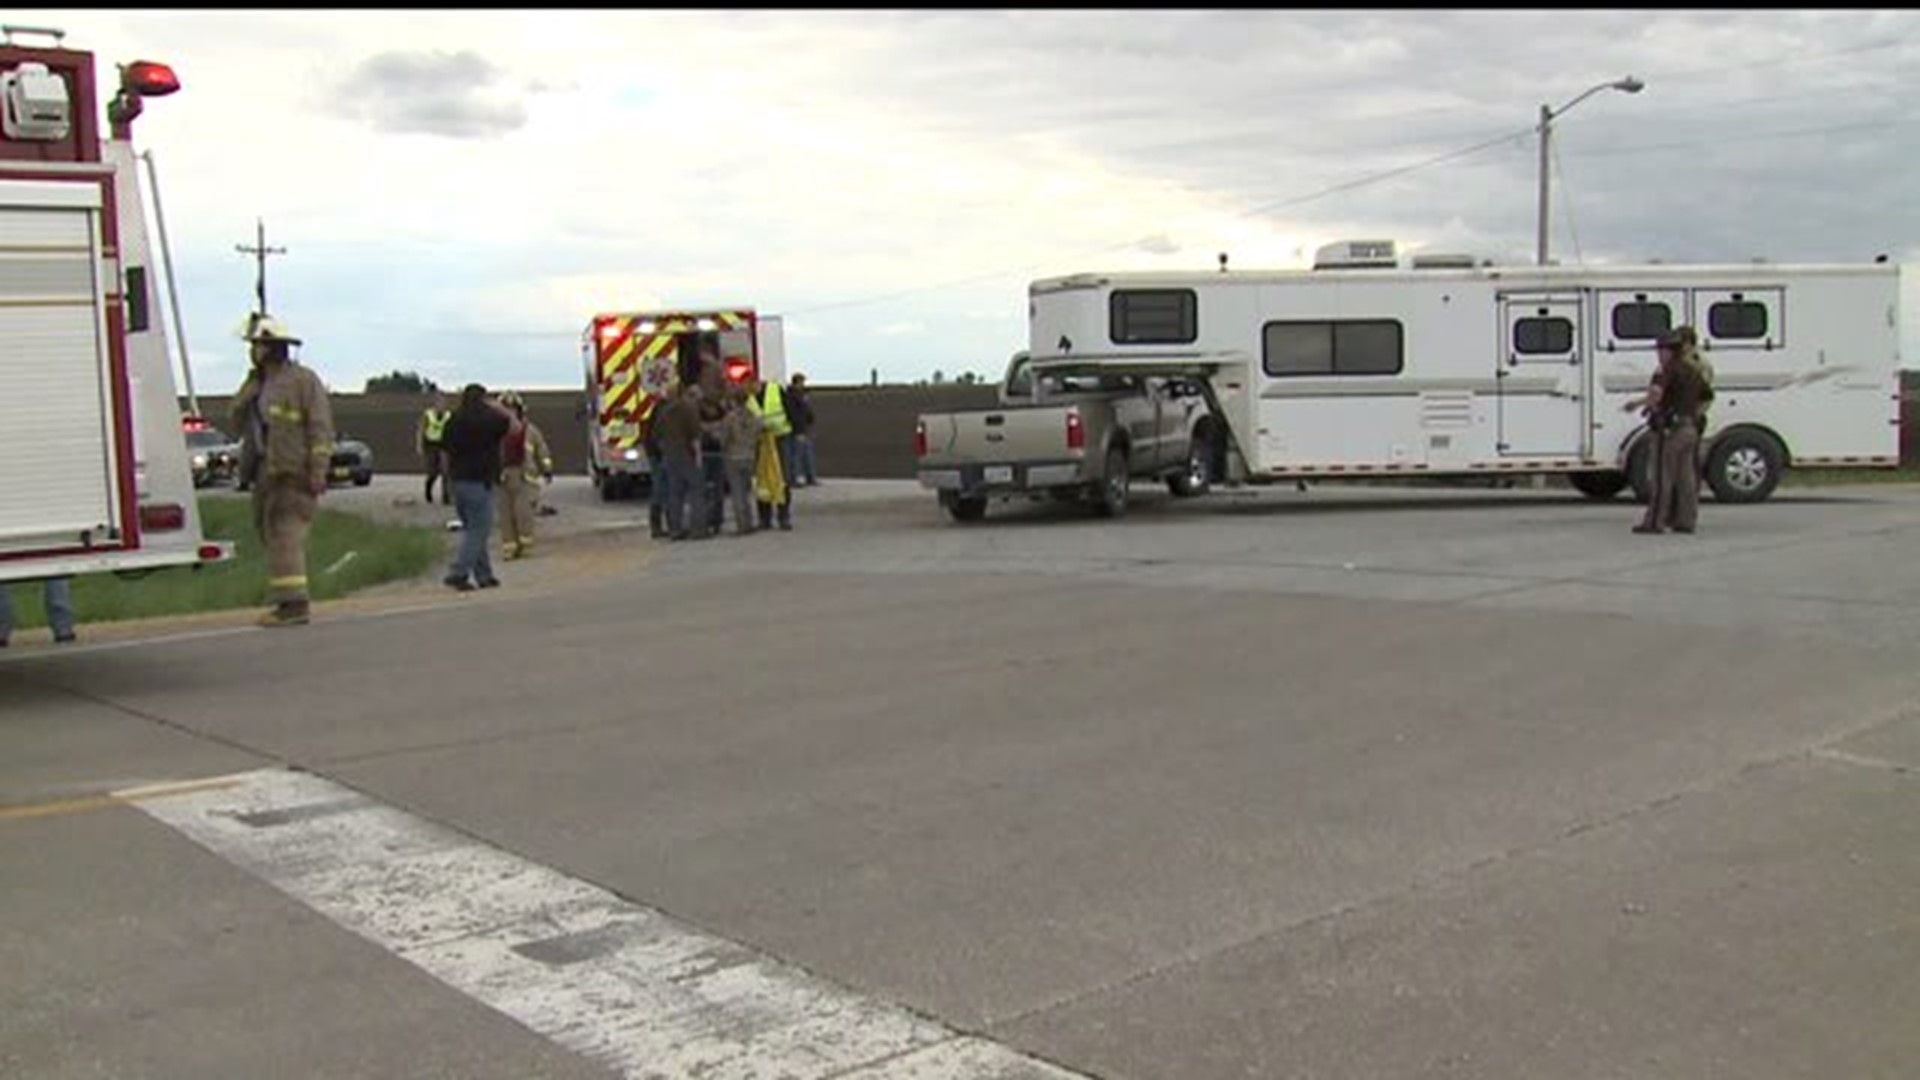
0 180 123 553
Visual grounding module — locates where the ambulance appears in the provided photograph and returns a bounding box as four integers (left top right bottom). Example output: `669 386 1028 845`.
581 308 785 500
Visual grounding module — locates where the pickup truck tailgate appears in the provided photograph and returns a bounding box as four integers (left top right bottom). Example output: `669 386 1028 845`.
922 406 1076 467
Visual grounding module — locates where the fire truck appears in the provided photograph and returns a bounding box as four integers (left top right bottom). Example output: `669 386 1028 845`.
0 25 228 587
582 308 785 501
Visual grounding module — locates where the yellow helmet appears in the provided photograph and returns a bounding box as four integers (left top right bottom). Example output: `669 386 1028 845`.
237 312 302 345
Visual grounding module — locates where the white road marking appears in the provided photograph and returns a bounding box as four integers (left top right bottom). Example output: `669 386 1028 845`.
1812 747 1912 773
127 768 1087 1080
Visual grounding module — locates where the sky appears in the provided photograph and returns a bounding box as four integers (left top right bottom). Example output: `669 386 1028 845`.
14 8 1920 392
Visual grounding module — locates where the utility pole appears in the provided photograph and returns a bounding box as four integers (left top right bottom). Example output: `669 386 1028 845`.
235 218 286 315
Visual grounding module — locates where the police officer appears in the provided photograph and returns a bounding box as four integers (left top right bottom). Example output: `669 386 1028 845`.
1634 325 1711 535
417 391 453 506
230 314 334 626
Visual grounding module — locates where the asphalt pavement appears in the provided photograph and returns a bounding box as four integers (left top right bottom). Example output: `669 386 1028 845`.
4 477 1918 1078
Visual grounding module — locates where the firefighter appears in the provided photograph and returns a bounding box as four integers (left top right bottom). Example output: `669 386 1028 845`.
747 375 794 531
497 391 553 559
417 391 453 506
230 314 334 627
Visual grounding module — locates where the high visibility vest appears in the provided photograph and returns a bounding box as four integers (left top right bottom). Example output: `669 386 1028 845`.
751 382 791 437
422 408 450 443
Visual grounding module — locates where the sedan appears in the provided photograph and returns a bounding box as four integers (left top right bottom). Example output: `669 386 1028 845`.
329 434 376 487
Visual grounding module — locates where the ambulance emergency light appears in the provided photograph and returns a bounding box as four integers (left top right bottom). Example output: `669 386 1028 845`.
2 61 72 141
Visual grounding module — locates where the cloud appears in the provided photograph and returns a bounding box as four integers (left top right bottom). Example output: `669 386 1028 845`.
1136 234 1180 256
332 49 529 138
16 8 1917 389
876 322 927 337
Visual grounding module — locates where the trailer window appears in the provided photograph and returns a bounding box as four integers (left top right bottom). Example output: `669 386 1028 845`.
1263 320 1404 377
1708 300 1768 340
1110 289 1197 345
1513 316 1574 355
1610 301 1671 340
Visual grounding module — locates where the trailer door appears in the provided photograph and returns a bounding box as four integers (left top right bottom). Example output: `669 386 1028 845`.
0 178 124 556
1495 293 1590 458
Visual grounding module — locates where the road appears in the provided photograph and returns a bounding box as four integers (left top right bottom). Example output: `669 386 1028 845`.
5 478 1919 1079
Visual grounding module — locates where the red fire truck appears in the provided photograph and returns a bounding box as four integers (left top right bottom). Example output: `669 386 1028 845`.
0 25 228 586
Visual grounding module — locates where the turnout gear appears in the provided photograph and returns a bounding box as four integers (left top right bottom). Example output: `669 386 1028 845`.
231 314 333 619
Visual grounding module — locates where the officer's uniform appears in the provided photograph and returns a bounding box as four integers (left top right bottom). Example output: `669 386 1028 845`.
230 316 334 625
1636 327 1710 535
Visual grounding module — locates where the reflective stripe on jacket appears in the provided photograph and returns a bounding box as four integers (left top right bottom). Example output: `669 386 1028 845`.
233 361 334 487
421 408 450 444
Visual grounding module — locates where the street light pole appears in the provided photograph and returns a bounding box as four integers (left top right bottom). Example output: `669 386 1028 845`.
1536 102 1553 268
1536 76 1645 266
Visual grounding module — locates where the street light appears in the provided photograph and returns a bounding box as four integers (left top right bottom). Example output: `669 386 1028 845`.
1537 75 1644 266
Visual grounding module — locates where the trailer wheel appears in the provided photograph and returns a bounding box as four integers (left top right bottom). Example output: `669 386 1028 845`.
1168 427 1214 497
1706 429 1784 504
1092 446 1131 518
945 495 988 523
1568 470 1628 501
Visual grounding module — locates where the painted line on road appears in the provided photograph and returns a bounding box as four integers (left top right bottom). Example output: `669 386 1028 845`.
0 775 242 824
127 767 1088 1080
1812 747 1913 773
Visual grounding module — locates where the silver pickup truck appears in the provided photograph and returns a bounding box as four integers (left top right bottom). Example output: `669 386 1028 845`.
915 351 1222 522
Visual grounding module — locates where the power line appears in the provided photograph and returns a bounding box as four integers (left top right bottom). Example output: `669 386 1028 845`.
1562 115 1917 160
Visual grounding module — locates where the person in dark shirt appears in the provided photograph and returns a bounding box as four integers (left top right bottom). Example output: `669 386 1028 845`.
441 383 516 589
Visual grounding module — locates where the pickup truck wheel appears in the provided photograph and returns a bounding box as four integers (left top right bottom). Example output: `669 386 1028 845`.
1169 429 1214 497
946 495 988 523
1092 446 1130 518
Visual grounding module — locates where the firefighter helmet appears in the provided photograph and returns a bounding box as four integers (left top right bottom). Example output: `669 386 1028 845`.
498 389 524 410
237 312 302 346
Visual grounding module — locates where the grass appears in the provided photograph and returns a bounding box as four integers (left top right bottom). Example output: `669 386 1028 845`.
1781 465 1920 487
3 498 446 630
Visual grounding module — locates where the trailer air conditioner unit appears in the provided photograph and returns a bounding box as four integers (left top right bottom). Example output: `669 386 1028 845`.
1411 253 1478 270
2 61 72 141
1313 239 1398 270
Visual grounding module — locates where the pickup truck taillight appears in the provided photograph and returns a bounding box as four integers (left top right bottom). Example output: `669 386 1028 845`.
1066 409 1085 450
914 419 928 457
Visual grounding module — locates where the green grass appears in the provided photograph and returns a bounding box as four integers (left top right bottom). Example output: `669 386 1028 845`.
1781 466 1920 487
4 499 446 630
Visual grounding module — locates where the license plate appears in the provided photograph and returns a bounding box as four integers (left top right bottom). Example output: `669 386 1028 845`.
983 465 1014 484
331 467 351 479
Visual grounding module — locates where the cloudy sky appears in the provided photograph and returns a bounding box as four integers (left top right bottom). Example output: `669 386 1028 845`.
17 8 1920 391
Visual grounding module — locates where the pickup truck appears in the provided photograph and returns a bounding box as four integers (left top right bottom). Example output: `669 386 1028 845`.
915 351 1222 522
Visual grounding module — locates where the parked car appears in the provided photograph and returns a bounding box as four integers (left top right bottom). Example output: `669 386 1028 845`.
183 420 240 488
329 433 375 487
915 350 1222 522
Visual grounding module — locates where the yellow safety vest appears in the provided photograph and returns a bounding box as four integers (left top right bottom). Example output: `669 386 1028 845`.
751 382 791 437
422 408 450 443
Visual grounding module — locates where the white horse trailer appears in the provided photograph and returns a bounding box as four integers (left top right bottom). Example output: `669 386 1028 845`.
1027 243 1902 503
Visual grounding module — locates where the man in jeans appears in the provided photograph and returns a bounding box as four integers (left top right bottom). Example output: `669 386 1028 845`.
654 382 710 540
787 372 819 487
441 383 515 589
0 578 76 647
